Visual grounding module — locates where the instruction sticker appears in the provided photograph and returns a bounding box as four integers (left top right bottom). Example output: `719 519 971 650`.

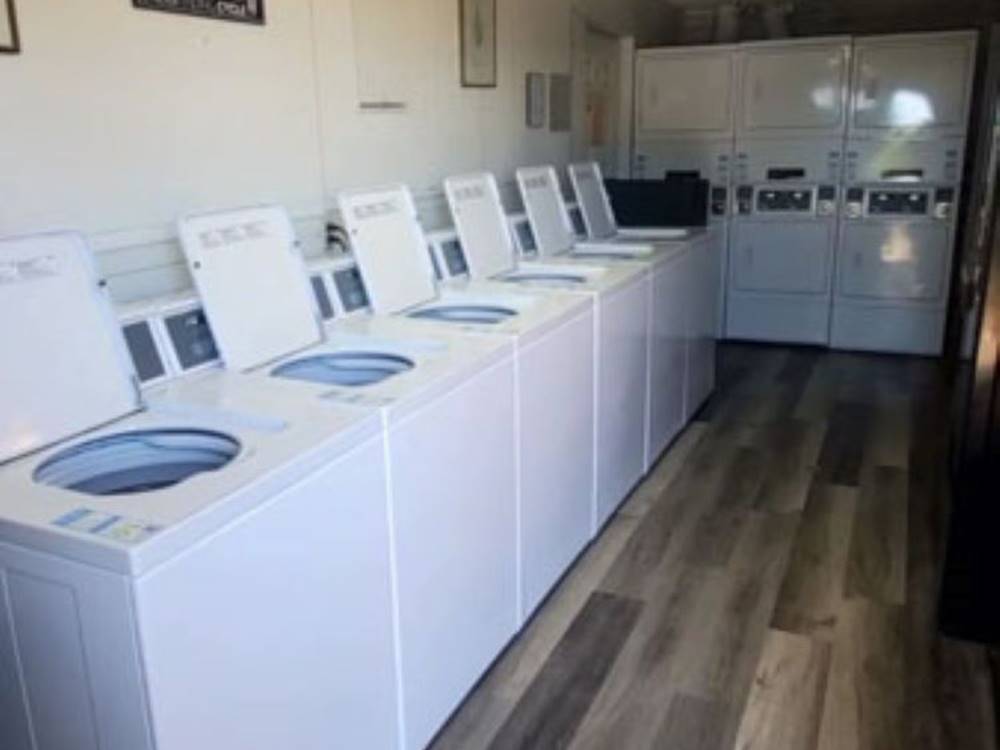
53 508 163 546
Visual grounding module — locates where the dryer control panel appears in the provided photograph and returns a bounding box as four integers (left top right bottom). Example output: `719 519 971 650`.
756 188 814 213
307 254 371 319
735 184 837 216
842 187 956 221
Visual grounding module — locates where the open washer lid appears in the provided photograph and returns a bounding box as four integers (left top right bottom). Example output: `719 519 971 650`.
444 173 517 279
178 206 322 372
569 162 619 240
339 185 438 315
516 166 577 258
0 233 140 464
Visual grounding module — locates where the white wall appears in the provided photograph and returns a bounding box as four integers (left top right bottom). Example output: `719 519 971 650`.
1 0 576 303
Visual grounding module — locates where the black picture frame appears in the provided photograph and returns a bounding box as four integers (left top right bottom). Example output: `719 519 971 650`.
132 0 266 26
1 0 20 54
459 0 497 88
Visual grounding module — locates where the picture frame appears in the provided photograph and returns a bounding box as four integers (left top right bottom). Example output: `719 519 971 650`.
1 0 20 55
459 0 496 88
132 0 265 26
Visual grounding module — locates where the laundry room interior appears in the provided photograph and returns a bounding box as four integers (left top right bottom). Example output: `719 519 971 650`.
3 0 1000 748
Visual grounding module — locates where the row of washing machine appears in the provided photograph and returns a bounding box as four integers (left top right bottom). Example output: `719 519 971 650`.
0 164 718 750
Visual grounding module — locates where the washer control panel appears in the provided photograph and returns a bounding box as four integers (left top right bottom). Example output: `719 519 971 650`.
117 296 222 388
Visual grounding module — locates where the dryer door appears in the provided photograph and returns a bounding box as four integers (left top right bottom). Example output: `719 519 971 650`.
730 220 834 294
838 221 951 302
636 49 737 137
850 32 976 138
739 40 850 137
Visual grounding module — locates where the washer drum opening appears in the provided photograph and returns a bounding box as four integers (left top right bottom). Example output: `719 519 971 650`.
34 429 241 497
272 351 416 387
408 305 517 325
504 272 586 284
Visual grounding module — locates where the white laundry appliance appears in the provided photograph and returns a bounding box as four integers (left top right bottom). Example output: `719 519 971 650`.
442 172 650 531
727 140 843 345
833 140 964 354
568 161 697 243
568 160 721 415
336 184 596 629
516 166 701 465
725 37 852 346
832 30 977 354
0 232 402 750
177 205 519 750
633 43 739 338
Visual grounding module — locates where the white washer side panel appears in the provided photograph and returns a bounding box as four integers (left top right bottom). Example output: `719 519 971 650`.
0 568 32 750
595 276 651 529
136 435 399 750
0 544 153 750
647 251 690 466
687 236 720 416
389 357 518 750
519 309 596 615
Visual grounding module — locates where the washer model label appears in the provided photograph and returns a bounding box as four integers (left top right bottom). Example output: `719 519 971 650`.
53 508 163 546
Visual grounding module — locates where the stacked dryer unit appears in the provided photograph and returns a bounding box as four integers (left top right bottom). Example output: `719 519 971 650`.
832 31 977 355
633 44 738 336
727 37 851 345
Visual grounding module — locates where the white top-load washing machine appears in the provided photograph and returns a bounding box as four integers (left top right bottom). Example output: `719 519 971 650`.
336 184 596 628
176 205 518 750
631 139 733 339
568 161 696 242
0 232 403 750
568 161 721 415
442 171 650 531
516 166 707 464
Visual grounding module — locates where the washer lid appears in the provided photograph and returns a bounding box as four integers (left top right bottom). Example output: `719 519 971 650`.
339 185 439 315
0 233 139 465
570 162 618 240
444 173 517 279
516 166 577 257
178 206 322 372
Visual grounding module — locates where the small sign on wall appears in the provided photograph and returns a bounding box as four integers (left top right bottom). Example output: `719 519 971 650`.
1 0 20 54
526 73 546 129
549 74 572 132
132 0 266 25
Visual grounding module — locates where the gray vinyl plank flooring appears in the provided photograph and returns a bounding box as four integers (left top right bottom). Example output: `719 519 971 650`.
429 344 998 750
485 592 642 750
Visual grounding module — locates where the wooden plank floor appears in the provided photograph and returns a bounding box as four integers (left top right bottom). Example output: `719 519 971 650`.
430 344 998 750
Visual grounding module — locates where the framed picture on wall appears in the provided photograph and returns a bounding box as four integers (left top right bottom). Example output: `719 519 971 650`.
1 0 20 54
132 0 265 25
459 0 496 88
